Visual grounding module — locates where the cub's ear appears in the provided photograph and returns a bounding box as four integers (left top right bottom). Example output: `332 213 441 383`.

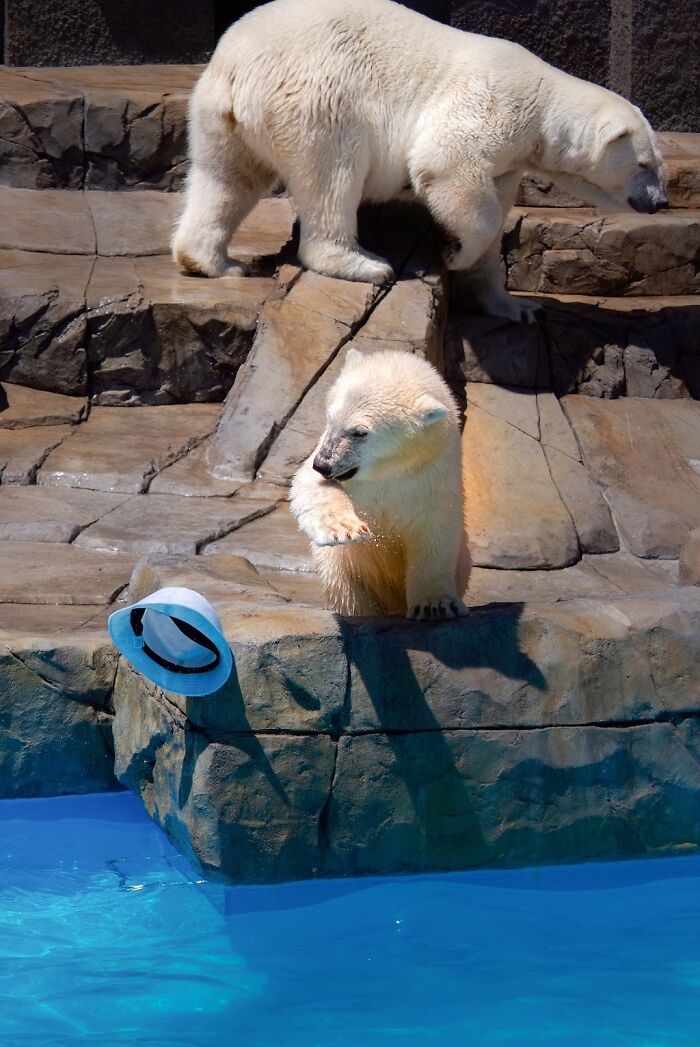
417 395 449 426
342 348 363 371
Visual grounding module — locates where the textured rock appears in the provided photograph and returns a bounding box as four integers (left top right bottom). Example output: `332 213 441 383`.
259 277 444 485
111 575 700 884
462 384 580 569
74 491 275 557
0 424 74 485
0 250 92 395
206 274 376 482
680 528 700 586
0 383 86 428
0 541 134 604
204 504 314 572
506 209 700 298
447 295 697 400
0 486 128 542
5 5 211 70
563 397 700 558
0 187 95 254
0 632 118 798
37 404 219 493
323 720 700 877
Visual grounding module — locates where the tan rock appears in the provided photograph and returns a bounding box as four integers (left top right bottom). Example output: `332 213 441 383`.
88 190 179 256
0 541 134 604
462 384 579 569
0 249 94 301
0 187 95 254
0 382 87 429
206 276 361 482
680 528 700 585
0 603 108 639
563 397 700 557
0 485 128 542
542 443 619 553
347 277 444 367
37 404 219 493
204 503 315 572
149 438 243 497
0 424 73 484
74 490 275 556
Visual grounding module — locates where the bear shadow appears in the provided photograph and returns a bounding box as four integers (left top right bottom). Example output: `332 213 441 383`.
445 289 700 402
337 602 546 838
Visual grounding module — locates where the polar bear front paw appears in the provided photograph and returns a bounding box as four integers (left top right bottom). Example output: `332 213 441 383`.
408 596 470 621
475 289 544 326
305 510 372 547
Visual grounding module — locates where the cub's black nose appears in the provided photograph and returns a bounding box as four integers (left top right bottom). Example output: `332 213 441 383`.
312 454 333 478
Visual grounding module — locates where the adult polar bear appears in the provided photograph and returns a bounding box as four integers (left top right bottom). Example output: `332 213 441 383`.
173 0 667 322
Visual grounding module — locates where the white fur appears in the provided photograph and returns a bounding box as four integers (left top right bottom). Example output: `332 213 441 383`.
289 349 470 620
172 0 666 322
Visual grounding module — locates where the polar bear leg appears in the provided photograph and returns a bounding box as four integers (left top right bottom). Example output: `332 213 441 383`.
467 171 543 324
172 93 275 278
404 527 469 621
291 143 394 285
418 173 503 273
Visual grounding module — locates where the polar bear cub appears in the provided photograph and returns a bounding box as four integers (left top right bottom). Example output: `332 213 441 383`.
290 349 470 620
173 0 666 323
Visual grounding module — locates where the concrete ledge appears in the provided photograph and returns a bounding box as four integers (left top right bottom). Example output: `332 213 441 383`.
110 553 700 884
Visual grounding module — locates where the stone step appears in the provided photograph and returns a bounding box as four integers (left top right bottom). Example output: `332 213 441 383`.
2 64 699 204
0 192 439 407
0 191 296 403
447 293 700 399
0 65 200 191
504 207 700 297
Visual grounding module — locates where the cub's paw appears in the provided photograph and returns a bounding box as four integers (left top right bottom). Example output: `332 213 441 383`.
305 511 372 547
408 596 470 622
475 290 544 326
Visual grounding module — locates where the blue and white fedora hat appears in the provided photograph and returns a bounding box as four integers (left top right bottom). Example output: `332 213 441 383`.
108 587 233 697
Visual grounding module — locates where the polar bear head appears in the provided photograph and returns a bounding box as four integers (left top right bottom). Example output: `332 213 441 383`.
539 91 667 215
312 349 458 482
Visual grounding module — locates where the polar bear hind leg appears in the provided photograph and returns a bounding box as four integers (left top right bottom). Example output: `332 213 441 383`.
289 132 394 285
172 75 276 278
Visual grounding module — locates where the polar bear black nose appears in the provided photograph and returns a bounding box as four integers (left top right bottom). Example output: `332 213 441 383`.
312 453 334 478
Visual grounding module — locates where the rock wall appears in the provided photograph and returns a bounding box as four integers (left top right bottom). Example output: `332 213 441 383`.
109 555 700 885
3 0 697 130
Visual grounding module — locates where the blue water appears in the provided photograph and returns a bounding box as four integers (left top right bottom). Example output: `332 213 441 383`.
1 794 699 1046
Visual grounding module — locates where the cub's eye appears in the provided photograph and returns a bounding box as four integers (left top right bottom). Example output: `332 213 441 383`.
348 427 369 438
638 162 651 170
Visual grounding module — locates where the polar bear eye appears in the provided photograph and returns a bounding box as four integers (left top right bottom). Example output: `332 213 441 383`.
348 427 369 439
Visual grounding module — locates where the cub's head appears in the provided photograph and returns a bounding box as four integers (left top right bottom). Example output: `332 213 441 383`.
543 92 667 214
312 349 457 482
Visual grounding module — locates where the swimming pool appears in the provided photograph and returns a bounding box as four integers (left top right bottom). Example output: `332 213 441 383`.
1 792 699 1046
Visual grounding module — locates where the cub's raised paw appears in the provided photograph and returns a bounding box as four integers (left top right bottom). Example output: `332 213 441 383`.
306 512 372 547
408 596 470 621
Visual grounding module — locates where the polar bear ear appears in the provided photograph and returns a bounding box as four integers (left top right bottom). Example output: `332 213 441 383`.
417 395 448 426
342 348 363 371
600 119 630 149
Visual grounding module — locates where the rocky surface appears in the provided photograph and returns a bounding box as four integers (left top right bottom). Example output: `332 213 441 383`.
1 116 699 879
0 66 200 190
108 553 700 883
505 208 700 298
447 294 699 398
1 64 698 189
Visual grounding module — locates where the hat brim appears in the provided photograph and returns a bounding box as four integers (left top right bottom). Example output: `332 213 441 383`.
109 598 233 697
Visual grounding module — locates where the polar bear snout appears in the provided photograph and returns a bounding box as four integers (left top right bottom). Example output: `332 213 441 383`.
627 168 668 214
312 434 360 481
